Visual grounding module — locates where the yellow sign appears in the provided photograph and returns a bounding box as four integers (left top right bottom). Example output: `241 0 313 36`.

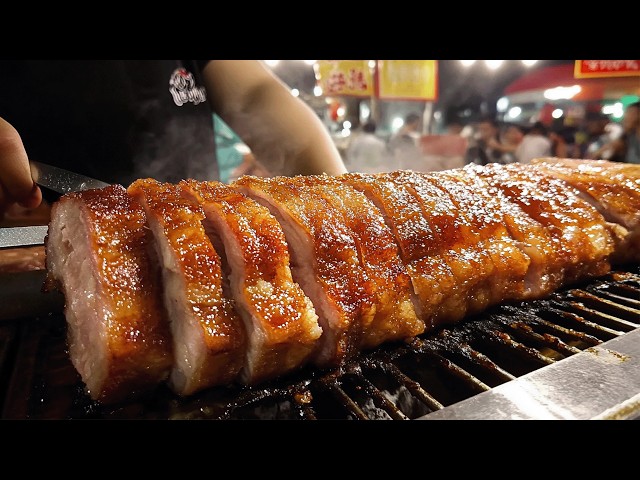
574 60 640 78
376 60 438 101
314 60 374 97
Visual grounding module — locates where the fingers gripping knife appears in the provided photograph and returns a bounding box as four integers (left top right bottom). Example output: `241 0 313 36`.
0 162 110 248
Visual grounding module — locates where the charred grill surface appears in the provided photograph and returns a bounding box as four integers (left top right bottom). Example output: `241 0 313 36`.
2 265 638 420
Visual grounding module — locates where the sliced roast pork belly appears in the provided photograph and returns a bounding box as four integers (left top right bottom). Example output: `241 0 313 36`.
128 179 245 396
530 158 640 264
340 172 458 328
436 166 563 299
282 175 424 349
387 170 505 323
471 162 615 285
425 170 531 307
45 185 173 404
180 180 322 385
235 175 380 368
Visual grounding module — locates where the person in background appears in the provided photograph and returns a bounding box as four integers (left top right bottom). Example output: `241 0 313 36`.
387 112 424 170
0 60 347 215
515 121 552 164
621 101 640 164
464 116 505 165
589 101 640 164
581 111 614 160
345 120 389 173
495 123 523 164
549 125 577 158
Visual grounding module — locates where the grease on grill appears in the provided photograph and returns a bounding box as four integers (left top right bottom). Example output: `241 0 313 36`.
2 266 639 420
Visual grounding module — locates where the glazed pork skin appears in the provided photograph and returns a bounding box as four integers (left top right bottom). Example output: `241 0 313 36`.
282 175 424 349
181 180 322 385
45 185 173 404
530 158 640 264
128 179 246 396
234 175 379 368
470 162 615 285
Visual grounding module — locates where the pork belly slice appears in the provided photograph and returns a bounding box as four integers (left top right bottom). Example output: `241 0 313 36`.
234 175 377 368
340 172 459 329
283 175 424 349
439 166 562 299
472 162 615 285
45 185 173 404
530 158 640 264
180 180 322 385
128 179 245 396
425 170 531 306
387 170 504 323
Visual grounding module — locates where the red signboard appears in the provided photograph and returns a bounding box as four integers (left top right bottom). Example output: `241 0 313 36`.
574 60 640 78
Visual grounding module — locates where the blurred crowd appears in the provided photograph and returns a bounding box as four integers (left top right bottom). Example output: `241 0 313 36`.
342 101 640 174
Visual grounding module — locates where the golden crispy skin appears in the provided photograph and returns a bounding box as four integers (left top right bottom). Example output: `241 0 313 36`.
341 172 458 328
388 170 504 324
46 184 174 404
235 175 377 368
472 162 615 284
128 179 245 395
455 164 566 297
531 158 640 263
284 175 424 350
430 169 532 304
181 179 322 384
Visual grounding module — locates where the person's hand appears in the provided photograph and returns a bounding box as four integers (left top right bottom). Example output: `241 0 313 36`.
0 117 42 214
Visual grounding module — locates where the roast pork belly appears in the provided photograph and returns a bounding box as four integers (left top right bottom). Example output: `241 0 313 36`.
530 158 640 264
44 159 640 403
340 172 459 328
180 180 322 385
45 184 173 404
425 170 531 309
235 175 384 367
469 162 615 285
388 170 508 324
281 175 424 350
128 179 246 396
437 166 564 299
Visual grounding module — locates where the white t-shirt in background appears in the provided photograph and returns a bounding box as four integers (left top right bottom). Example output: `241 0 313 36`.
516 134 552 164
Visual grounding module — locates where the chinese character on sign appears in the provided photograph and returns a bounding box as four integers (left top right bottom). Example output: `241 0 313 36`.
326 71 346 94
576 60 640 78
347 69 368 92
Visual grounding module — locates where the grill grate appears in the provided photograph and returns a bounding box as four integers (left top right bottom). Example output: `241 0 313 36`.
1 265 638 420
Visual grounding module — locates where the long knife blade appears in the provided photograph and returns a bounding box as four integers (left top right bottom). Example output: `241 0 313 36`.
30 161 110 194
0 225 49 249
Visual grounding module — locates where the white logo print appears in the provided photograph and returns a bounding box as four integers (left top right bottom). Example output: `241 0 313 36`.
169 68 207 106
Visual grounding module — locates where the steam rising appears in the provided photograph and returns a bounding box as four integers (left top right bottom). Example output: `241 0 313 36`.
130 116 219 184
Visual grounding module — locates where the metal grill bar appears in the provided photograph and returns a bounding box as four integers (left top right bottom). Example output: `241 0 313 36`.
565 290 640 327
587 287 640 310
348 368 409 420
378 362 445 412
319 379 369 420
450 342 517 383
504 321 582 357
543 304 624 339
424 351 491 394
480 329 555 368
530 317 602 347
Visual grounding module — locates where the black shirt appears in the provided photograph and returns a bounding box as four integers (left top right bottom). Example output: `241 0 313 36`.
0 60 219 185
